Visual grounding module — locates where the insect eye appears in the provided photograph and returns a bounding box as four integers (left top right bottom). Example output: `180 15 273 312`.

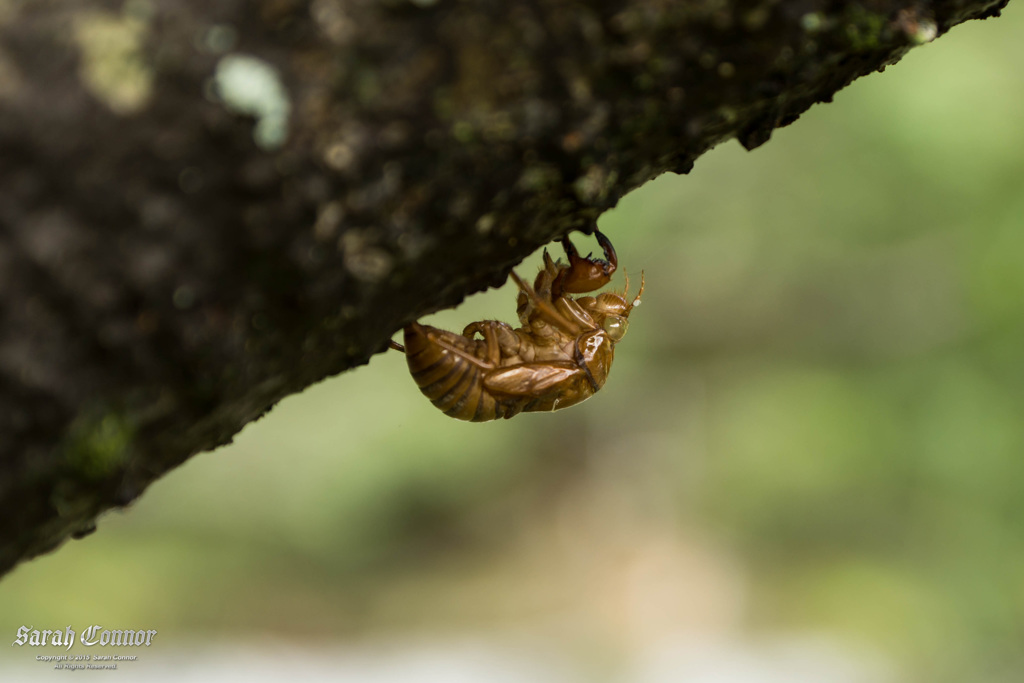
603 315 628 341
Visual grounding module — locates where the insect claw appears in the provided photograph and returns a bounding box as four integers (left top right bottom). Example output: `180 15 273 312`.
554 229 618 295
593 229 618 271
560 236 581 262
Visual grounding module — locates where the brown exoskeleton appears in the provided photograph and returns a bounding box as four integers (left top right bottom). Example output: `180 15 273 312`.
390 230 644 421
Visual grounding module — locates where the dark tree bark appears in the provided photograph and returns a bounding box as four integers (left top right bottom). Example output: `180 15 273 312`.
0 0 1008 578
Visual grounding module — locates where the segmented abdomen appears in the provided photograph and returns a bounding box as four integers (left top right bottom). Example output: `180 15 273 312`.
403 323 517 422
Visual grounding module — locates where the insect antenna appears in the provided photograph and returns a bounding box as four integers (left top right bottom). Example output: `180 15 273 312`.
628 271 646 311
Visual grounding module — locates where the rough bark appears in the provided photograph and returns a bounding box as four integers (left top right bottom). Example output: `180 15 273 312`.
0 0 1008 578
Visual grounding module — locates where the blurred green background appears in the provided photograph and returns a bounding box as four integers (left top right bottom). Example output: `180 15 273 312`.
4 7 1024 682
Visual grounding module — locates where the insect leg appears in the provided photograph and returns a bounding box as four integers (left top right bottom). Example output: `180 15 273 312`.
510 271 583 337
483 361 582 397
572 338 601 392
463 321 518 365
388 340 406 352
555 296 597 331
518 250 561 325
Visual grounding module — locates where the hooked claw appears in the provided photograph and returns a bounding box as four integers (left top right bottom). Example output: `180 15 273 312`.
554 229 618 295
